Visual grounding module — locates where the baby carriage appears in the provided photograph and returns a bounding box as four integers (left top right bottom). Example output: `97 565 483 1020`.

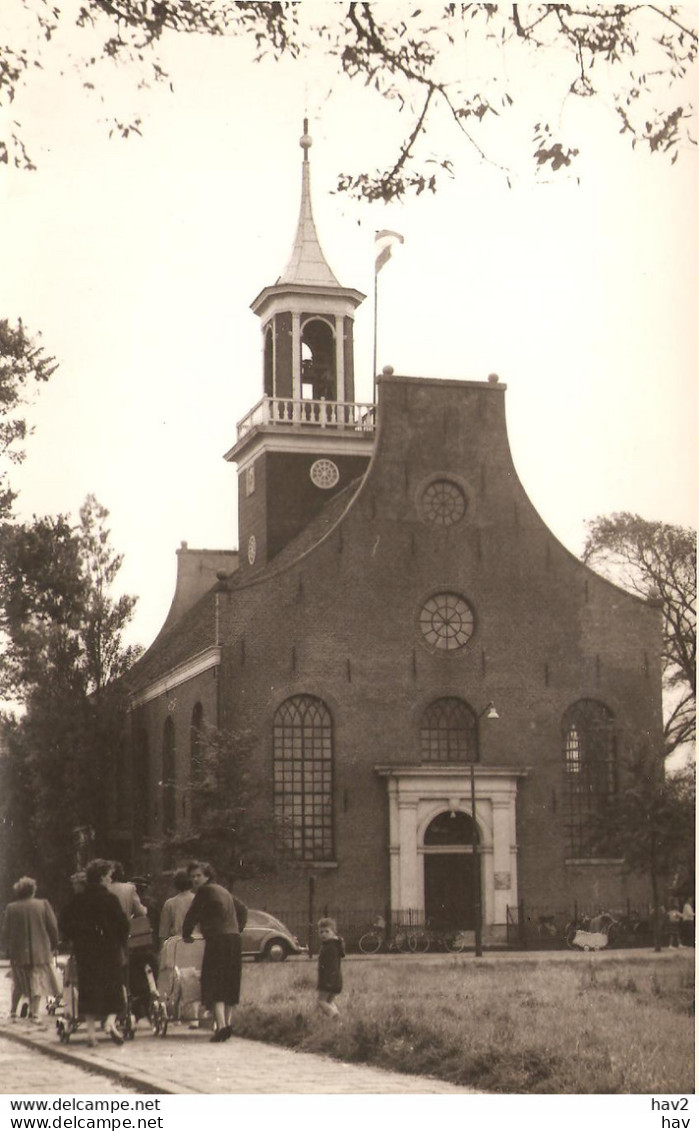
54 956 166 1042
54 953 135 1042
566 912 617 952
126 918 167 1037
54 954 80 1042
157 935 206 1032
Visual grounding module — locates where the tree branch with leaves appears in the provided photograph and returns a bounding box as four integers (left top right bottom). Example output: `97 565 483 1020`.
2 3 696 194
0 318 57 519
583 512 696 756
591 746 695 949
0 495 140 896
149 721 296 886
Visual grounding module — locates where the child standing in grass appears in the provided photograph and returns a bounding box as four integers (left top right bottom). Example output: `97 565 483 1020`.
317 917 344 1018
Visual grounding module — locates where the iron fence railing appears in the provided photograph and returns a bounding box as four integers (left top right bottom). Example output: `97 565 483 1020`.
266 902 667 954
506 901 665 950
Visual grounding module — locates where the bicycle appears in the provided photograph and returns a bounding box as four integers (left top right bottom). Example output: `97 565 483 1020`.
402 925 470 953
358 919 409 954
358 918 469 955
536 915 558 941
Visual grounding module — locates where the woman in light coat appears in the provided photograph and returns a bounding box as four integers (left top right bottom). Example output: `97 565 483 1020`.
2 876 60 1026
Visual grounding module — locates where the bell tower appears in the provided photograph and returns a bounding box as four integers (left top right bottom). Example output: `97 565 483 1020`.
225 122 375 573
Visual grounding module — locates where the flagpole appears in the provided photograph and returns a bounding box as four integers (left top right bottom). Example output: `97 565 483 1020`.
372 230 403 408
372 267 378 405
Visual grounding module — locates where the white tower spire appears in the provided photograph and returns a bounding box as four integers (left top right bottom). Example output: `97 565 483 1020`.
277 119 341 287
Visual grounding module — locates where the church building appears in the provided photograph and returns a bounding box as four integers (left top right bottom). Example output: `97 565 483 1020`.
116 125 664 943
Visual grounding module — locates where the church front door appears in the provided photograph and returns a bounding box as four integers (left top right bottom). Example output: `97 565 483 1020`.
424 853 474 929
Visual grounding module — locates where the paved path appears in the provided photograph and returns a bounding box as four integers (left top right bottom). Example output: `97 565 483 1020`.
0 966 471 1094
1 1033 136 1095
1 949 687 1096
0 1016 470 1095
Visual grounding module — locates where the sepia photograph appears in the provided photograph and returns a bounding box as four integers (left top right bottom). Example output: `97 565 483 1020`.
0 1 696 1113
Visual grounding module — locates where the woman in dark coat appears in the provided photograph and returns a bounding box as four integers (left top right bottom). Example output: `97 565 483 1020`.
60 858 129 1047
181 861 247 1043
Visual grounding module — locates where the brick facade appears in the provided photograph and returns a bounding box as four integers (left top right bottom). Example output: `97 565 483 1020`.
120 137 664 940
123 373 663 938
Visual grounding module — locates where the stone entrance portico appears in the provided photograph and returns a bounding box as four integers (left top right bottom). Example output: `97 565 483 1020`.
375 765 527 942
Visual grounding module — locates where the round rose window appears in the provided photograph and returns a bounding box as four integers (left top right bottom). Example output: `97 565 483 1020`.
310 459 340 489
419 593 474 652
421 479 466 526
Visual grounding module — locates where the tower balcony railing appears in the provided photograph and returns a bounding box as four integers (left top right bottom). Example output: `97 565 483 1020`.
237 396 376 440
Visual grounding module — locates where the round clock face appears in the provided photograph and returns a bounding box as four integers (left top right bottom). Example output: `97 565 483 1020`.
247 535 257 565
310 458 340 489
421 479 466 526
419 593 474 652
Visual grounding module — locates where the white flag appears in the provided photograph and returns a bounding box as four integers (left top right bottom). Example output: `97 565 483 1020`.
375 229 405 274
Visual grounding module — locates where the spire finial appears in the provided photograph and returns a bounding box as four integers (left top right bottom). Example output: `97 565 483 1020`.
300 118 312 161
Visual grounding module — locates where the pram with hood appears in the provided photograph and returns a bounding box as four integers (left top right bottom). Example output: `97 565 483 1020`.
53 917 166 1042
124 914 167 1037
54 952 136 1043
157 935 207 1033
565 912 618 952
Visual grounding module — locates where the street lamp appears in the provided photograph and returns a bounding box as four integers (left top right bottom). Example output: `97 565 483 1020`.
470 701 499 958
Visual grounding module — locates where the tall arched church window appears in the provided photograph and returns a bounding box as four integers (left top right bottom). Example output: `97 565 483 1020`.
273 695 334 861
132 728 150 844
563 699 617 858
189 703 204 827
162 716 176 836
301 318 336 402
421 698 478 762
115 741 131 826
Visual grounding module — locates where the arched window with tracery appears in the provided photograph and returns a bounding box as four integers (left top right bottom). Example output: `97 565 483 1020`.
420 698 478 762
563 699 617 858
189 703 204 828
132 728 150 844
273 695 334 861
162 716 176 836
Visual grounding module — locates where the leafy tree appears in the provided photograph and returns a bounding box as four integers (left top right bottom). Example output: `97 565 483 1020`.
2 4 696 194
151 721 294 887
0 318 57 519
0 495 140 898
594 749 695 950
583 513 696 756
0 494 140 697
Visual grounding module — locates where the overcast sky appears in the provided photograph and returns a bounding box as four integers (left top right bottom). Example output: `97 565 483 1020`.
1 4 697 654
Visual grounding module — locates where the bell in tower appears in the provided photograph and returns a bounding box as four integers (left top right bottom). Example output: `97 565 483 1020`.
225 122 375 572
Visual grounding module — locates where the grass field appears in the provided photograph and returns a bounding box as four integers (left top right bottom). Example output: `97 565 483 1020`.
232 951 694 1094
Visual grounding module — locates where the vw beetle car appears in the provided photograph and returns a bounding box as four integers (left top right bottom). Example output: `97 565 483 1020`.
241 910 307 962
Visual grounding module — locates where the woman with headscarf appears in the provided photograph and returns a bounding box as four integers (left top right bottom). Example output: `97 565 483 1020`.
2 876 60 1026
60 858 129 1047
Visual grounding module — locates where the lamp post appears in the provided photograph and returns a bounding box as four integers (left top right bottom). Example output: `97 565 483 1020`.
471 701 499 958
